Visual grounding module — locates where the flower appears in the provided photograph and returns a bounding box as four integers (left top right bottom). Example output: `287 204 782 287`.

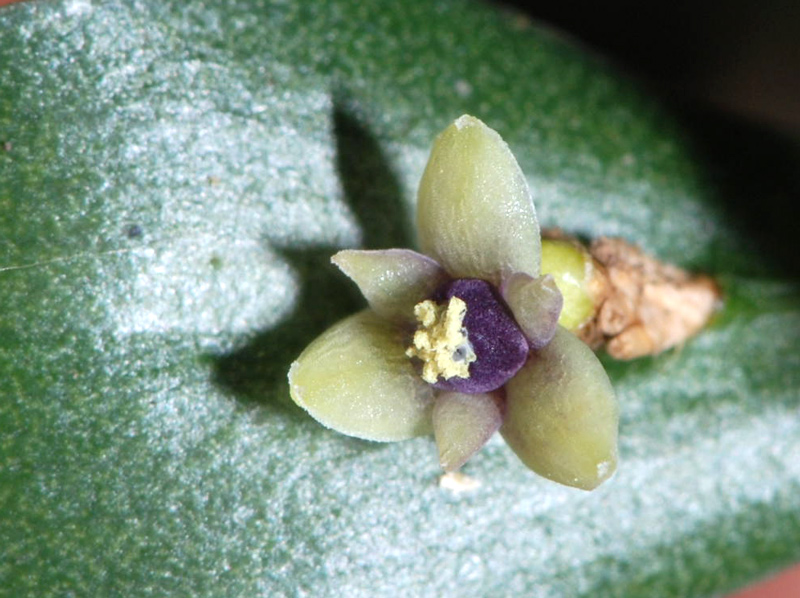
288 115 618 490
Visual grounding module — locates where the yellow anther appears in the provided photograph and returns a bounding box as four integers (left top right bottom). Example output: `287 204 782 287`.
406 297 476 384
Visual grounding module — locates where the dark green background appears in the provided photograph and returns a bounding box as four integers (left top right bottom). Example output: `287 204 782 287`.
1 1 799 596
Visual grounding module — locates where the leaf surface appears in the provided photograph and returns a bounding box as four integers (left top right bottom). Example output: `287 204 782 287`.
1 1 798 597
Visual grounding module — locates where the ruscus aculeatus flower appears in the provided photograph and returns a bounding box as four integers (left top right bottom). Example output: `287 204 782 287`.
288 115 618 490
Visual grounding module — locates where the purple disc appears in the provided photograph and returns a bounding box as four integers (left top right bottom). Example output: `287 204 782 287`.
432 278 529 394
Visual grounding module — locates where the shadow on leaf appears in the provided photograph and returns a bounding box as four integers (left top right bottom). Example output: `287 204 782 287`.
677 106 800 279
211 101 414 422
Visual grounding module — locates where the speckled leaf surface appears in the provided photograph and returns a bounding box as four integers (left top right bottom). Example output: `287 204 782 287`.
1 1 799 597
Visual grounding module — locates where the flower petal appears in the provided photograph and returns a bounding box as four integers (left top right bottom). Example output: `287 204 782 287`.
501 327 619 490
433 391 503 471
288 310 434 441
502 273 563 350
417 115 540 284
331 249 448 322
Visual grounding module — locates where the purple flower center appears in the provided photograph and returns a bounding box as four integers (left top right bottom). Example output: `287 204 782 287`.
432 278 529 394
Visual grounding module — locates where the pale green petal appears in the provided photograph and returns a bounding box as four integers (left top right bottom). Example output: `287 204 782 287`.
331 249 448 322
502 273 563 349
501 327 618 490
417 115 540 284
540 238 598 331
288 310 434 441
432 392 502 472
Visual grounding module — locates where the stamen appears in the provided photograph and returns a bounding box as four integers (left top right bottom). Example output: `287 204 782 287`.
406 297 477 384
429 278 530 394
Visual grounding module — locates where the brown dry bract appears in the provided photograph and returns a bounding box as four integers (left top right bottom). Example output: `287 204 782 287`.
579 237 721 360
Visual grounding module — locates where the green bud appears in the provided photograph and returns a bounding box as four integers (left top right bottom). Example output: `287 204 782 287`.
540 238 602 332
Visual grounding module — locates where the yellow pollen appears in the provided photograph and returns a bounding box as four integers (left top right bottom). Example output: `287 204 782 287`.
405 297 476 384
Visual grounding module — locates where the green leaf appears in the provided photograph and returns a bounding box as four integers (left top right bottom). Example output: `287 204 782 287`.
1 1 798 597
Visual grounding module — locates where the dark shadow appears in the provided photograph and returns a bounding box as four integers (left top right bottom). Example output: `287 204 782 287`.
332 101 412 249
211 247 364 421
675 106 800 280
211 101 414 419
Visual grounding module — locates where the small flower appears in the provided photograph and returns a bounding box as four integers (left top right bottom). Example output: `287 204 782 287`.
288 115 618 490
